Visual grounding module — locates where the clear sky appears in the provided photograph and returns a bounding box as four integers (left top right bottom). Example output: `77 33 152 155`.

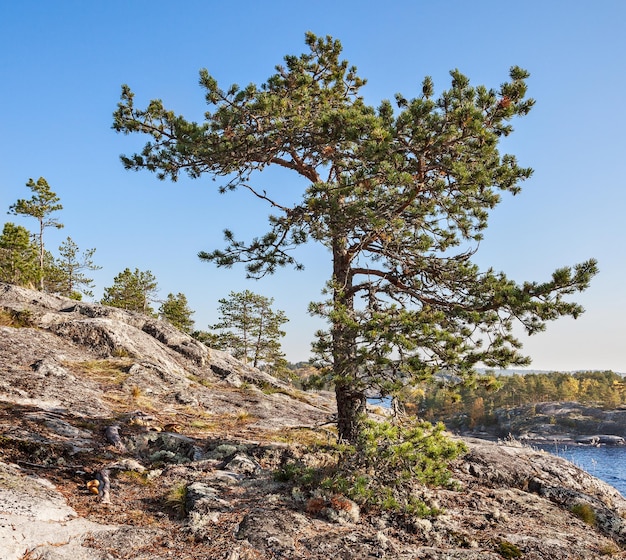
1 0 624 372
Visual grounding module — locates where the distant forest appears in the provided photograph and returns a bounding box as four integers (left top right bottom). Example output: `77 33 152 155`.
408 370 626 426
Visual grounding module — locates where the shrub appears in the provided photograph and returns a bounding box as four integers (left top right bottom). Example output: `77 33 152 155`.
570 503 596 525
276 417 466 517
497 540 523 558
322 418 466 515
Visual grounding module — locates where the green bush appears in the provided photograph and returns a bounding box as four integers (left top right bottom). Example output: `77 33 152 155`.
276 418 466 517
497 540 523 558
325 418 466 515
570 503 596 525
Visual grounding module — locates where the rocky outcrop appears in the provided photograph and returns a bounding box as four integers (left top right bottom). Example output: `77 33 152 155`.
2 282 626 559
458 401 626 445
0 282 333 428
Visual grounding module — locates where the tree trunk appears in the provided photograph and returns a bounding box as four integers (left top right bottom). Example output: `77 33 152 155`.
38 218 45 291
335 381 366 442
331 231 364 442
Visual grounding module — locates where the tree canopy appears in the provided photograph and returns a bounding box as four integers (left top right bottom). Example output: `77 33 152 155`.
159 292 195 333
0 222 40 288
113 33 597 441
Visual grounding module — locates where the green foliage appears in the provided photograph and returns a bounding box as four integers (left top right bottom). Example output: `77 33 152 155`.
101 268 158 314
8 177 64 290
0 222 40 287
276 418 466 517
48 237 101 299
413 370 626 424
497 540 523 558
159 292 195 333
114 33 597 442
570 503 596 525
210 290 289 375
273 462 317 485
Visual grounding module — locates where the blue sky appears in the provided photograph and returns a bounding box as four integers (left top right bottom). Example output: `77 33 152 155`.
1 0 624 372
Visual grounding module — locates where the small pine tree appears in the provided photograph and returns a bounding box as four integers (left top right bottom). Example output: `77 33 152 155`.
211 290 288 374
8 177 63 290
46 237 101 299
0 222 40 287
159 292 195 333
101 268 158 314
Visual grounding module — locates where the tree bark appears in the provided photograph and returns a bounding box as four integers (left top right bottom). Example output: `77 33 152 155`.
335 382 366 442
331 230 365 442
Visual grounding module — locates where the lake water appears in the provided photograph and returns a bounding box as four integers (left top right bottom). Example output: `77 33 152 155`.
537 444 626 497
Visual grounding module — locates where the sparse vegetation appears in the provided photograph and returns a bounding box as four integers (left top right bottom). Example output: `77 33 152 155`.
570 502 596 525
131 385 142 399
497 540 523 558
164 481 188 517
0 308 35 327
186 373 213 388
598 541 620 556
275 418 466 517
68 359 133 385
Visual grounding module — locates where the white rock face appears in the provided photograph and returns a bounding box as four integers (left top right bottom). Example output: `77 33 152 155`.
0 462 115 560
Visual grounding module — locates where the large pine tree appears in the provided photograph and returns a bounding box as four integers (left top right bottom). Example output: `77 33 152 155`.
113 33 597 441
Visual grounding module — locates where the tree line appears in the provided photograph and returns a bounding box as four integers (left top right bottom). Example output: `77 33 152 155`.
411 370 626 426
1 177 290 375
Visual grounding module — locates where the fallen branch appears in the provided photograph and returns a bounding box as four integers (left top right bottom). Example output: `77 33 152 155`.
95 468 111 504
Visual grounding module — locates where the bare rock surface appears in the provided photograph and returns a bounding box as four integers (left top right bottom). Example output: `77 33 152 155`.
2 282 626 558
0 461 116 560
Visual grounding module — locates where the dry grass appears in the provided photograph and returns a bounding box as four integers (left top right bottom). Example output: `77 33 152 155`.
272 427 336 447
0 308 35 328
65 358 133 385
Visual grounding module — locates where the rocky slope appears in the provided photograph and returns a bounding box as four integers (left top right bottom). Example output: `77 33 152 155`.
2 282 626 559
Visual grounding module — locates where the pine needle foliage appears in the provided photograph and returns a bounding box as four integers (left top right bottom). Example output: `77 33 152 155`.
113 33 598 442
321 418 465 515
275 417 466 517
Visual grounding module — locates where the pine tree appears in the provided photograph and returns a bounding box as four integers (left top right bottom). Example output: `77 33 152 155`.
8 177 63 290
101 268 158 314
0 222 40 287
159 292 195 333
113 33 597 441
211 290 288 373
47 237 101 299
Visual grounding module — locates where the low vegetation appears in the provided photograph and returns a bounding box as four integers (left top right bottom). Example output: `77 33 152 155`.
275 418 466 517
570 503 597 526
0 308 34 328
